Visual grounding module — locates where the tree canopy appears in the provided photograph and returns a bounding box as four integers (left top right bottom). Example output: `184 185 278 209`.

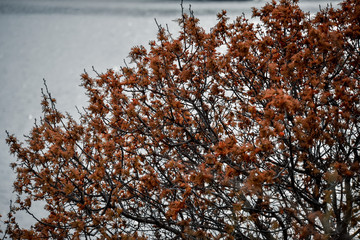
2 0 360 239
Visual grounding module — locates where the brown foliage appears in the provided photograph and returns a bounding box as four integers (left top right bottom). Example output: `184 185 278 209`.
3 0 360 239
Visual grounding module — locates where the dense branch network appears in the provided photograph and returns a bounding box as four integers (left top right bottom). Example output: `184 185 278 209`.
2 0 360 239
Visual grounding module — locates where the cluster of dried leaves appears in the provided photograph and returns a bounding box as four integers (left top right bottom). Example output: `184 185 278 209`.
2 0 359 239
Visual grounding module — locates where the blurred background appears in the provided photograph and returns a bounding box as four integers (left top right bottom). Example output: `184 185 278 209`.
0 0 341 231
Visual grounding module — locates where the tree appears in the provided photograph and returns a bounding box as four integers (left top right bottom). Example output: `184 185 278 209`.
3 0 360 239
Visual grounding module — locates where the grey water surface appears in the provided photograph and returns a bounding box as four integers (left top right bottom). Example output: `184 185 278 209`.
0 0 341 231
